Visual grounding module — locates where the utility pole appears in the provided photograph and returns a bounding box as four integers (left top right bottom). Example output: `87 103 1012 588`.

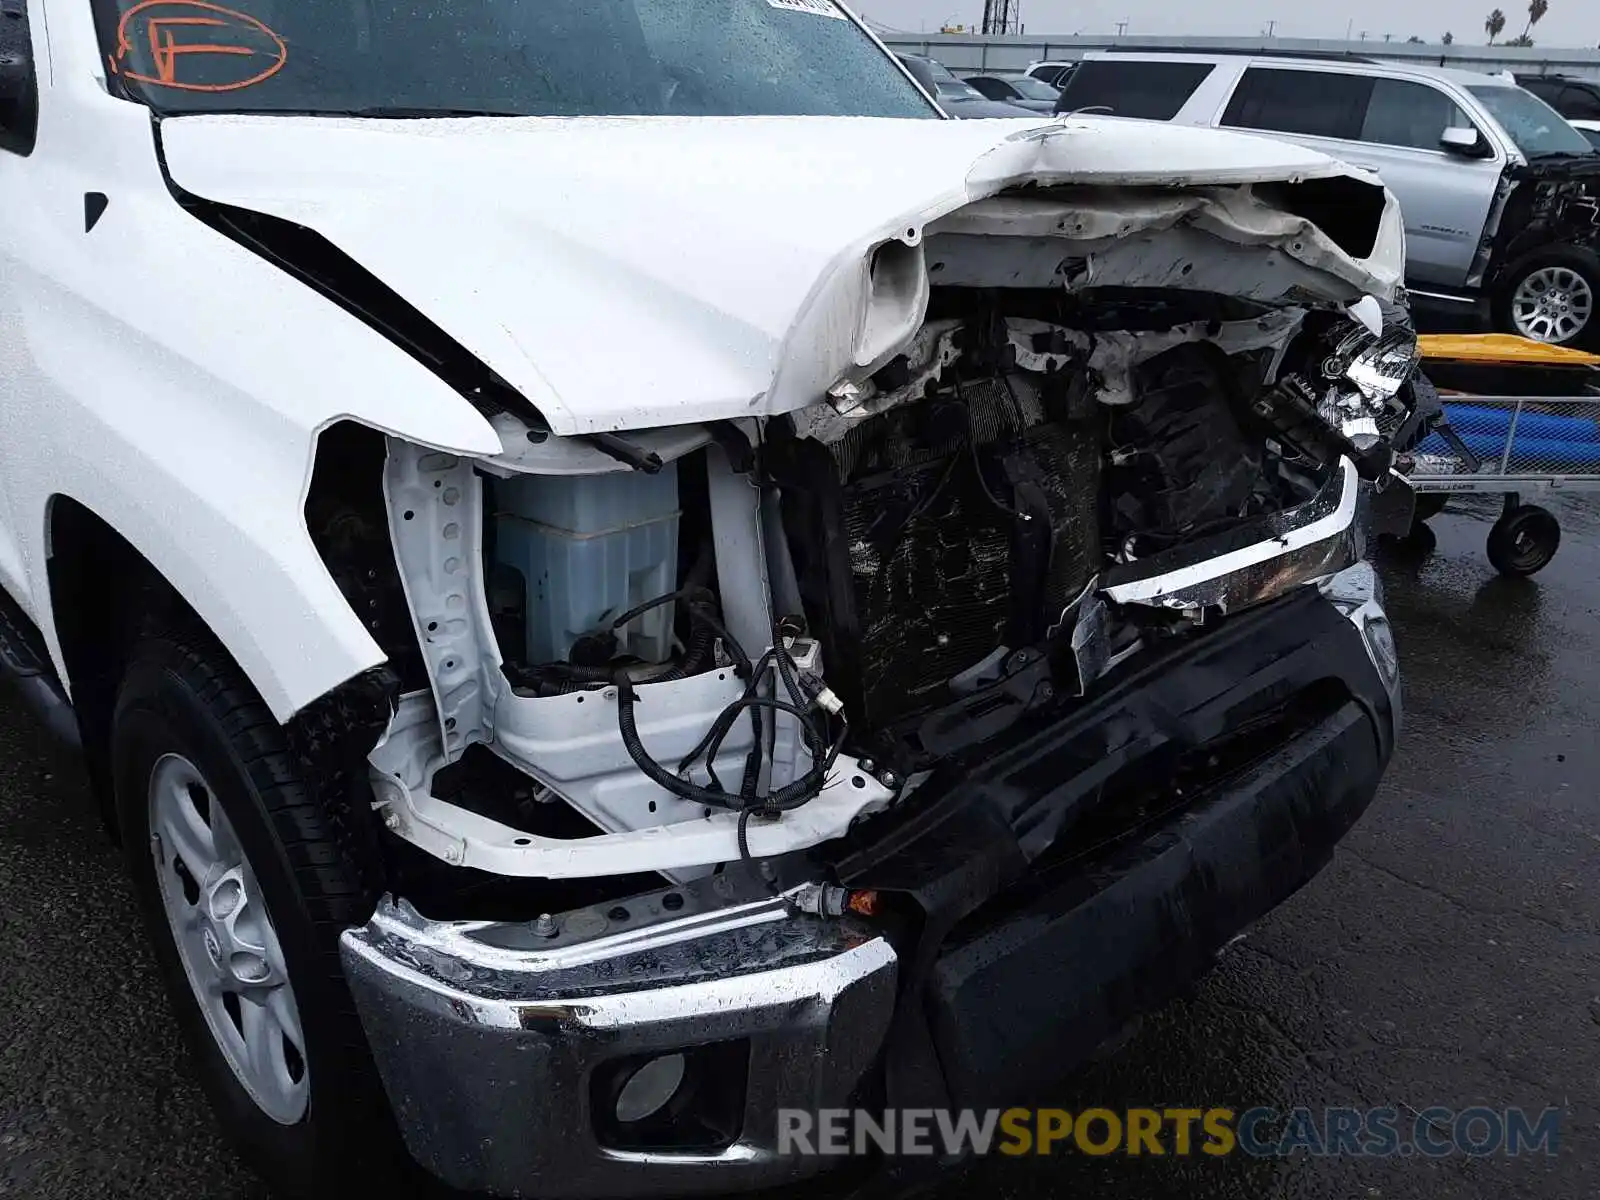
1114 19 1129 36
1264 19 1276 37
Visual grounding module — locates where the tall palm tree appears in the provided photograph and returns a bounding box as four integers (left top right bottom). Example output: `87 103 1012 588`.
1521 0 1549 40
1485 7 1507 41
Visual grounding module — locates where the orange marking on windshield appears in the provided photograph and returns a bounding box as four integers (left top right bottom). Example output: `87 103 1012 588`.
113 0 287 93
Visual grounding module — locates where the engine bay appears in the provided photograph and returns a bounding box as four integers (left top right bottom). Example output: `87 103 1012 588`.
359 282 1418 889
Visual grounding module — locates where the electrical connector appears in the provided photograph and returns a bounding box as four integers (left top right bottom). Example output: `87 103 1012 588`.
796 669 844 715
786 882 850 918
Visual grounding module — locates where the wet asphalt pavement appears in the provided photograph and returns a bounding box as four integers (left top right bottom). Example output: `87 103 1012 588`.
3 493 1600 1199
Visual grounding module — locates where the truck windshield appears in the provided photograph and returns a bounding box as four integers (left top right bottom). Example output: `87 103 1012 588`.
92 0 936 119
1467 85 1594 158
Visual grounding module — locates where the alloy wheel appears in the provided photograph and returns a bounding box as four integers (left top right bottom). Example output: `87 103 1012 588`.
147 753 309 1125
1511 265 1595 344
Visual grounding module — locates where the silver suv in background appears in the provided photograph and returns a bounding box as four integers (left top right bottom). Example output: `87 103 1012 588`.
1054 50 1600 346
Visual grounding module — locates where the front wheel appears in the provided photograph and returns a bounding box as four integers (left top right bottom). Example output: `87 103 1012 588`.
1495 247 1600 348
112 629 409 1197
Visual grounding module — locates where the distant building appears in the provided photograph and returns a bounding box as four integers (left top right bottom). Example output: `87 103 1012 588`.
873 32 1600 82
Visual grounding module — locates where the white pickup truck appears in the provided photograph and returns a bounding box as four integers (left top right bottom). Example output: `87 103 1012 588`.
1 1 1414 1196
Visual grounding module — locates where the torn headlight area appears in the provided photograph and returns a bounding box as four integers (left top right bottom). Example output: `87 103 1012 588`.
1309 314 1423 449
1339 327 1424 407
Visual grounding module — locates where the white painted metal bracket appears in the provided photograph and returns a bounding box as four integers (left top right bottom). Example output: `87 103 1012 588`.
383 439 503 762
369 693 896 878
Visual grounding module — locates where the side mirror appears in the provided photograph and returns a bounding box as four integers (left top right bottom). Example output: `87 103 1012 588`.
1440 126 1490 158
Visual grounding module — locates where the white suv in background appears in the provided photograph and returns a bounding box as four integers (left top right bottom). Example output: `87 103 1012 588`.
1055 50 1600 346
1024 60 1077 88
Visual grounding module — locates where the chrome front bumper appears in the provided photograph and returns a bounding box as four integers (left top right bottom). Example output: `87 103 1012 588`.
339 884 897 1198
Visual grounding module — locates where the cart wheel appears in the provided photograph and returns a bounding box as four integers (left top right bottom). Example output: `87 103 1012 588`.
1413 494 1448 523
1393 520 1437 558
1486 505 1561 576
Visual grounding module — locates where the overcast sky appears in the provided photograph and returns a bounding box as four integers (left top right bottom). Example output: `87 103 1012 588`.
856 0 1599 48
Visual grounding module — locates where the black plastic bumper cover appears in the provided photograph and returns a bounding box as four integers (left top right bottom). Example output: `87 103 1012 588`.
832 586 1393 1109
931 699 1377 1106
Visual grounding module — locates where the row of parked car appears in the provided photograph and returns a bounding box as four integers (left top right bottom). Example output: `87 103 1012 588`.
894 53 1062 116
910 47 1600 349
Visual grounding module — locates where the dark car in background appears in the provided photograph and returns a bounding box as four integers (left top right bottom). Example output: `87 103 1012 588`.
1516 73 1600 121
1517 76 1600 150
965 73 1062 113
896 53 1037 117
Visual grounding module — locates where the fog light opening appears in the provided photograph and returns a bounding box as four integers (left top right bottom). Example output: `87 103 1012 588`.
615 1052 687 1124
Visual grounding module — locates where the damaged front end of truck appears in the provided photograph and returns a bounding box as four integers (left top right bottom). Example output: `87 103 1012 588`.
159 116 1414 1194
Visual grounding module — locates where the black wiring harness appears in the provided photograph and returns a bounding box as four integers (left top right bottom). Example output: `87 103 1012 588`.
589 588 849 865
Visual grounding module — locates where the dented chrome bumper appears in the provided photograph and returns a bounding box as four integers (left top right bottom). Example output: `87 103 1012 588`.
339 884 897 1198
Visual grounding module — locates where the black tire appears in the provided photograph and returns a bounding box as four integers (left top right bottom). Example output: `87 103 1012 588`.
1413 493 1449 522
111 627 411 1197
1493 245 1600 349
1486 504 1561 576
1393 519 1438 557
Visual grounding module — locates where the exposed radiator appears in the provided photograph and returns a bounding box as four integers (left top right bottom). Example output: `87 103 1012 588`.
830 372 1100 731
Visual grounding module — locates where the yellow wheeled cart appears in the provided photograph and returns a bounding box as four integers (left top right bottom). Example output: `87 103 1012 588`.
1403 334 1600 576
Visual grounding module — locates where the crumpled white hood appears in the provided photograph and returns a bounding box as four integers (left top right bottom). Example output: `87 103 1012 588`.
160 114 1404 436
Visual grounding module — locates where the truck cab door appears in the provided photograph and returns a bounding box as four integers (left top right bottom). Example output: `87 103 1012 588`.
0 0 40 604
